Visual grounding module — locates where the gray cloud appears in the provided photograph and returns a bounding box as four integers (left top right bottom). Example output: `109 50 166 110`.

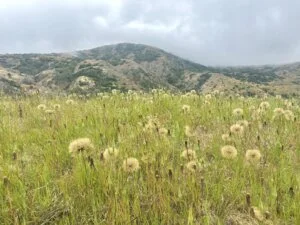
0 0 300 65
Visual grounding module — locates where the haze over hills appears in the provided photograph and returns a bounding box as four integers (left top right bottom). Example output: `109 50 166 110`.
0 43 299 96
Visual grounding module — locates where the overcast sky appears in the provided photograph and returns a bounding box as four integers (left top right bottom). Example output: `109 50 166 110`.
1 0 300 66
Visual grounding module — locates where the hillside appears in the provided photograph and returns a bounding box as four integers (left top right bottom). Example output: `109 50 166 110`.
0 43 299 96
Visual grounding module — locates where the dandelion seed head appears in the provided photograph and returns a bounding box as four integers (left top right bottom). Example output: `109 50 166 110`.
212 90 220 96
68 138 94 155
53 104 61 110
181 149 197 160
204 100 210 105
186 161 199 172
182 104 190 113
221 133 232 142
273 108 284 116
245 149 262 164
205 94 212 100
284 110 295 121
230 124 244 135
190 90 197 95
66 99 75 105
259 101 270 110
158 127 168 136
103 147 119 161
221 145 238 159
123 157 140 172
37 104 46 110
233 108 244 116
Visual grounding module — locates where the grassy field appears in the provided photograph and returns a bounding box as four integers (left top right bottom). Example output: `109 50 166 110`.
0 90 299 225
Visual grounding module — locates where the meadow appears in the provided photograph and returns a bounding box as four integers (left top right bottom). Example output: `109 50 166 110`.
0 90 299 225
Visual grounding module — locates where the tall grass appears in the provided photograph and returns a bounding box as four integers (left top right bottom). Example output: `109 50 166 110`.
0 91 299 224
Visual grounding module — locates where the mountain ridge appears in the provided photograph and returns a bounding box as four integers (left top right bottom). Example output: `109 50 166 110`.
0 43 299 96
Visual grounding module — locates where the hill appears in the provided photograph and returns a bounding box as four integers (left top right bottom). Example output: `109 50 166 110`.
0 43 299 96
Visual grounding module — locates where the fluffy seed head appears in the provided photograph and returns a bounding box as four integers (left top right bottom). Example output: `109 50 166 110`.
37 104 46 110
233 108 244 116
103 147 119 161
204 100 210 105
222 133 232 142
186 161 199 172
53 104 61 110
68 138 94 155
259 101 270 110
205 94 212 100
182 104 191 113
273 108 284 116
181 149 197 160
66 99 75 105
284 110 295 121
158 127 168 136
123 157 140 172
245 149 262 164
230 124 244 135
221 145 238 159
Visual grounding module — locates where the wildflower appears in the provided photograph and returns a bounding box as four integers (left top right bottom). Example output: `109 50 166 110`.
186 161 199 172
221 133 232 142
251 109 263 120
273 108 284 116
66 99 75 105
151 89 158 94
182 104 190 113
221 145 237 159
205 94 212 100
259 101 270 110
68 138 94 155
212 90 220 96
233 108 243 116
103 147 119 161
245 149 261 164
230 124 244 135
284 100 293 109
53 104 61 110
204 100 210 105
190 90 197 95
123 157 140 172
37 104 46 110
181 149 197 160
111 89 119 95
284 110 295 121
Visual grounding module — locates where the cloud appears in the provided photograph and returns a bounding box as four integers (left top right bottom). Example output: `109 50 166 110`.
0 0 300 65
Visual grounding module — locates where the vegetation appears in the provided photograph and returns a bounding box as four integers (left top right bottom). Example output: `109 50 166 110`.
0 90 299 224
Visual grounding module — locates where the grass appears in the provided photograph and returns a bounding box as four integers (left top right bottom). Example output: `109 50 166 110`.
0 90 299 224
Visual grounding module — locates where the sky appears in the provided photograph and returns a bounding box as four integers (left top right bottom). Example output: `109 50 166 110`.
0 0 300 66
